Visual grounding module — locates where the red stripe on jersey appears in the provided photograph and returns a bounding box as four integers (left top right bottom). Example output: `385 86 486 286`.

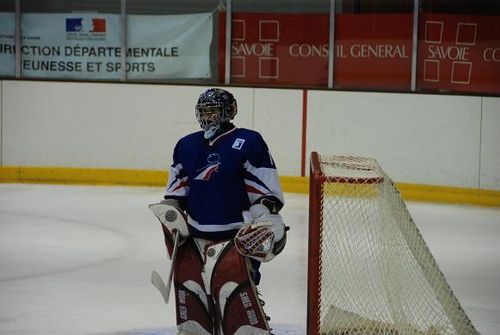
245 184 265 195
172 180 189 192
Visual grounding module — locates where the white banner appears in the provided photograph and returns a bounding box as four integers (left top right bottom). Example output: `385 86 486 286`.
128 13 212 79
21 13 122 79
0 12 15 77
0 12 212 79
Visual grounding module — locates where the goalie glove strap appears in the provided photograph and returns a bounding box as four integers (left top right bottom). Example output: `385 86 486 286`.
248 203 285 242
256 196 282 214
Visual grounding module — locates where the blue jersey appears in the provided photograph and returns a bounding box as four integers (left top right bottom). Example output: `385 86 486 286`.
165 126 284 240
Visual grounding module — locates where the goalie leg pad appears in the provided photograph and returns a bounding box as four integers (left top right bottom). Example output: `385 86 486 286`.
206 241 271 335
174 238 214 335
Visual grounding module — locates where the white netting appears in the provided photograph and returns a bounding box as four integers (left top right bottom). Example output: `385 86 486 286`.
312 154 478 335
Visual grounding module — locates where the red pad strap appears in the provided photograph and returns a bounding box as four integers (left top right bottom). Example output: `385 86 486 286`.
161 224 175 258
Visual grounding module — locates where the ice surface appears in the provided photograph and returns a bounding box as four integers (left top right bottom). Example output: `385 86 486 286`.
0 184 499 335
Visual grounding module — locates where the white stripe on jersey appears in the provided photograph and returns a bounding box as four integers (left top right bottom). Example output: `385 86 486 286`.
166 163 189 197
243 160 284 204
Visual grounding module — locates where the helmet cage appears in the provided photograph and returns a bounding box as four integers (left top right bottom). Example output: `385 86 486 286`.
195 89 237 132
195 103 227 131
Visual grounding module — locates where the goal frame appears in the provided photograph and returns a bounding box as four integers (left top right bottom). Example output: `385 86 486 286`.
306 151 478 335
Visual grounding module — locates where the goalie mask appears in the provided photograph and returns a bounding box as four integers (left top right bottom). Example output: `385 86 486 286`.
195 88 237 139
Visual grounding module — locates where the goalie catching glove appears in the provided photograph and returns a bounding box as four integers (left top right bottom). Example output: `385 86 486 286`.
235 203 287 262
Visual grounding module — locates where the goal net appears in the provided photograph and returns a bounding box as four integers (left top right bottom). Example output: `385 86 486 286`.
307 152 479 335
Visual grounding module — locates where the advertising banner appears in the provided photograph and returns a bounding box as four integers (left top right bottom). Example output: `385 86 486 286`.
128 13 212 79
417 13 500 94
221 12 329 86
0 12 212 80
0 12 15 77
21 13 122 79
220 12 413 90
335 14 413 91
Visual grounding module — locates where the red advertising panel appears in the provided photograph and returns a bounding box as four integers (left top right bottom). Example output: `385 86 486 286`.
334 14 413 91
417 14 500 95
219 12 329 87
219 12 414 90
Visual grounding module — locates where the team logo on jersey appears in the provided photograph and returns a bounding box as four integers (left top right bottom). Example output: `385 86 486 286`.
232 138 245 150
194 153 221 180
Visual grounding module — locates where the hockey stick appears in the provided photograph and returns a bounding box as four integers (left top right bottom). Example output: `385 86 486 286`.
151 229 180 304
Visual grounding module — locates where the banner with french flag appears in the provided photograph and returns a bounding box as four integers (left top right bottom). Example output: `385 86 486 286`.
0 12 212 80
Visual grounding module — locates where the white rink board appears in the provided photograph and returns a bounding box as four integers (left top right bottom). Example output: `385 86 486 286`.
1 80 499 191
0 81 2 164
3 81 198 169
1 82 254 170
306 90 482 188
480 98 500 191
253 88 302 176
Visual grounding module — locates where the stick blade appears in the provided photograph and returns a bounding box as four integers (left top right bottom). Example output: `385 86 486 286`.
151 270 170 304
